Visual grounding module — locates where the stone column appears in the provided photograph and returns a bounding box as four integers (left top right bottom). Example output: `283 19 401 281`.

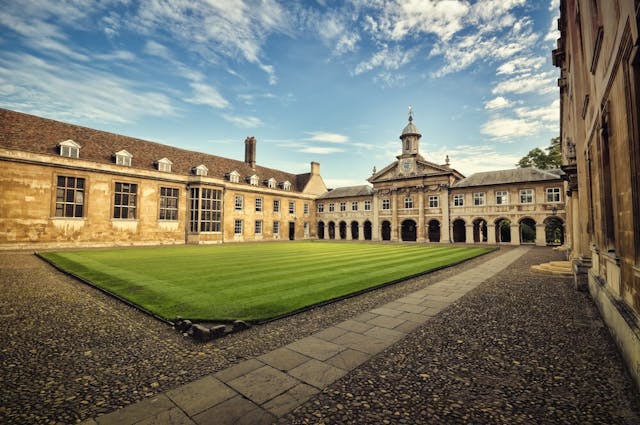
391 190 399 241
487 222 496 244
465 224 474 244
417 190 425 242
372 194 380 241
346 222 352 240
358 222 365 240
510 224 520 245
535 223 546 246
441 190 450 243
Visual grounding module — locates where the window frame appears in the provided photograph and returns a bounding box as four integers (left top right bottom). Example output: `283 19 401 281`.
428 195 439 208
113 182 138 219
473 192 485 206
159 186 179 221
519 189 534 204
329 203 335 212
339 202 346 212
235 195 243 211
364 200 371 211
55 175 85 218
404 197 413 209
234 219 243 235
255 219 263 235
453 194 464 207
273 220 280 235
351 201 358 211
546 187 562 203
255 197 263 212
273 199 280 213
382 199 390 210
495 190 508 205
189 187 222 233
317 202 324 213
288 201 295 214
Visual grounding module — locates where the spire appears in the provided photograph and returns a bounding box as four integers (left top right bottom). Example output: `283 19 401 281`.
408 105 413 123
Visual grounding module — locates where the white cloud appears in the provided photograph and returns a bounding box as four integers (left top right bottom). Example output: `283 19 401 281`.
481 117 538 139
324 177 370 188
515 99 559 122
144 40 172 60
306 132 349 143
354 44 413 75
298 146 344 154
426 144 522 175
485 96 511 110
186 82 229 109
222 114 263 128
497 56 545 75
492 71 557 95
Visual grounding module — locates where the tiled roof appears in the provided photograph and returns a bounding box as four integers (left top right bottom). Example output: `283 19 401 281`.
318 185 373 199
0 108 306 192
453 167 564 188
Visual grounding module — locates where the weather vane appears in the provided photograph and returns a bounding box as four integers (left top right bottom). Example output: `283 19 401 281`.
408 105 413 122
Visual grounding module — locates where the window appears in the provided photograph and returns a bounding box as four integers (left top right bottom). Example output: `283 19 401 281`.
453 194 464 207
194 164 208 176
113 182 137 219
364 200 371 211
228 171 240 183
273 221 280 235
235 195 243 211
519 189 534 204
428 195 439 208
281 181 291 191
59 140 80 158
234 219 243 235
329 203 335 212
55 176 84 217
473 192 485 206
404 197 413 209
351 201 358 211
156 158 172 173
317 203 324 213
189 187 222 232
273 199 280 213
159 187 179 220
249 175 259 186
496 191 508 205
382 199 390 210
255 197 263 212
255 220 263 235
288 201 295 214
304 203 309 215
115 150 132 167
266 178 277 189
339 202 346 212
546 187 561 203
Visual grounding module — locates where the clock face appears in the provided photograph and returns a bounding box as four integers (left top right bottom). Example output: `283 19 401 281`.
402 160 411 172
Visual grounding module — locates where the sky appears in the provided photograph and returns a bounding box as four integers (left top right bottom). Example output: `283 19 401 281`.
0 0 561 188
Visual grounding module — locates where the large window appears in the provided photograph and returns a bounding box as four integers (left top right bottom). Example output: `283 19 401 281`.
317 203 324 213
428 195 439 208
288 201 295 214
255 220 263 235
159 187 179 221
339 202 346 212
273 221 280 235
234 219 243 235
546 187 561 203
453 194 464 207
255 197 263 212
304 203 310 215
235 195 243 211
496 191 508 205
473 192 485 206
55 176 85 218
404 197 413 209
273 199 280 213
329 203 335 212
351 201 358 211
189 187 222 232
364 200 371 211
382 199 390 210
519 189 534 204
114 182 137 219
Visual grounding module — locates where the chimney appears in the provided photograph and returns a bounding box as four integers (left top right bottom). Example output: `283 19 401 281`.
244 136 256 168
310 161 320 175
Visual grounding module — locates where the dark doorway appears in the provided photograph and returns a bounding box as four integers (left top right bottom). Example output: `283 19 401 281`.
428 219 440 242
328 221 335 239
288 222 295 240
351 221 359 240
496 219 511 243
401 219 417 241
453 219 466 242
364 220 372 240
381 220 391 241
544 217 564 245
473 218 488 243
339 221 347 240
318 221 325 239
519 218 536 244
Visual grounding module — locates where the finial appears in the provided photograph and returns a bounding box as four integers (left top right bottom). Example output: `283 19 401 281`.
445 155 450 165
408 105 413 122
372 165 377 174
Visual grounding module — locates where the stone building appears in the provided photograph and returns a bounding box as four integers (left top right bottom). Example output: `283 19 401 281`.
553 0 640 388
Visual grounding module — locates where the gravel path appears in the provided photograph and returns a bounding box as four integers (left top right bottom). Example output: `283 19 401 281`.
283 248 640 424
0 246 502 424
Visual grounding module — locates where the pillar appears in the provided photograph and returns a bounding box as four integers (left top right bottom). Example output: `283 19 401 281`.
465 224 474 244
510 224 520 245
417 191 425 242
535 223 546 246
487 222 496 244
391 190 399 241
372 195 380 241
358 223 365 241
441 189 450 243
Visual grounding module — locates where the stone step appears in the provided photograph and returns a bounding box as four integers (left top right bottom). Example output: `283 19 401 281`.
530 262 572 276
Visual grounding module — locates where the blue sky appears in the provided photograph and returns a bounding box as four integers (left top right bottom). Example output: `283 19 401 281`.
0 0 560 188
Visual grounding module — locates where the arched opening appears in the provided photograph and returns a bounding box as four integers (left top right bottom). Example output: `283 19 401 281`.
328 221 336 240
473 218 488 243
544 217 564 245
381 220 391 241
318 221 325 239
401 219 417 241
339 221 347 240
495 218 511 243
350 221 359 240
453 219 466 242
519 218 536 244
363 220 372 240
427 219 440 242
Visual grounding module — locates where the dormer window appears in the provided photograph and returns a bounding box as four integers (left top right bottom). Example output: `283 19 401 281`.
248 174 259 186
115 150 132 167
193 164 208 176
265 178 277 189
280 180 291 191
156 157 172 173
59 140 80 158
227 170 240 183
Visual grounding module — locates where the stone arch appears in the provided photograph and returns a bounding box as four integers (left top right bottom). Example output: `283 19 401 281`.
381 220 391 241
427 219 441 242
328 221 336 240
519 217 536 244
401 219 417 242
350 221 359 240
472 217 488 243
339 221 347 240
453 218 466 242
318 221 325 239
544 216 565 245
363 220 372 240
495 217 511 243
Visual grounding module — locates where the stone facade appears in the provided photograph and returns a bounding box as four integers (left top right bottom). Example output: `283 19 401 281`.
553 0 640 389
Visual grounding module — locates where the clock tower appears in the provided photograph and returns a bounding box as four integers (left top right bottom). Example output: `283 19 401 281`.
397 107 422 174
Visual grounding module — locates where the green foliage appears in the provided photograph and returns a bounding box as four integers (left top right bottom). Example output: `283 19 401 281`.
517 137 561 169
41 242 493 322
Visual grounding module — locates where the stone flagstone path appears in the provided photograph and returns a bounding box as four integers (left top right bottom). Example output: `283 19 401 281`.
81 247 530 425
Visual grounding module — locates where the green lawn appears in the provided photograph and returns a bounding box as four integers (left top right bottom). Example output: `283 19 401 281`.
40 242 493 322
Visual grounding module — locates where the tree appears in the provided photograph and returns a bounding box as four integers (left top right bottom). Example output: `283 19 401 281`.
517 137 561 169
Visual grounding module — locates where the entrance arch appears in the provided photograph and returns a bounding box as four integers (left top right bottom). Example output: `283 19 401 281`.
453 219 466 242
544 217 564 245
328 221 336 239
427 219 440 242
519 217 536 244
317 221 325 239
350 221 359 240
473 218 488 243
363 220 372 240
381 220 391 241
401 219 417 241
339 221 347 240
495 218 511 243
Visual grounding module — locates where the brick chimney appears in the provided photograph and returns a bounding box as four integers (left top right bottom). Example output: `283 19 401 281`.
311 161 320 175
244 136 256 168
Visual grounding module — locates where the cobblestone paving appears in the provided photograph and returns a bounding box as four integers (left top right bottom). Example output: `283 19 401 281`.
284 248 640 424
0 247 500 424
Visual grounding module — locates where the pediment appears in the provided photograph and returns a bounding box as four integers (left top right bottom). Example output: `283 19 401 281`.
369 159 452 183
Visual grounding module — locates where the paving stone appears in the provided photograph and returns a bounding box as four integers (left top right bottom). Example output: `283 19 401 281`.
366 315 406 329
312 326 348 342
393 303 427 314
331 331 390 355
395 296 424 305
166 375 235 416
394 320 423 334
192 396 270 425
286 336 346 361
258 347 311 372
136 407 195 425
262 383 319 417
397 311 431 323
288 359 348 389
352 312 379 323
214 358 264 383
336 319 375 334
364 326 406 342
419 299 451 308
369 307 403 317
227 365 299 405
95 395 175 425
325 348 371 371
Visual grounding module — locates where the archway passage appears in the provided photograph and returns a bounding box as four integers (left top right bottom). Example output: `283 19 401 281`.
339 221 347 240
428 219 440 242
473 218 488 243
363 220 372 240
318 221 325 239
328 221 336 240
350 221 359 240
401 219 417 241
381 220 391 241
453 219 466 242
545 217 564 245
496 218 511 243
519 218 536 244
